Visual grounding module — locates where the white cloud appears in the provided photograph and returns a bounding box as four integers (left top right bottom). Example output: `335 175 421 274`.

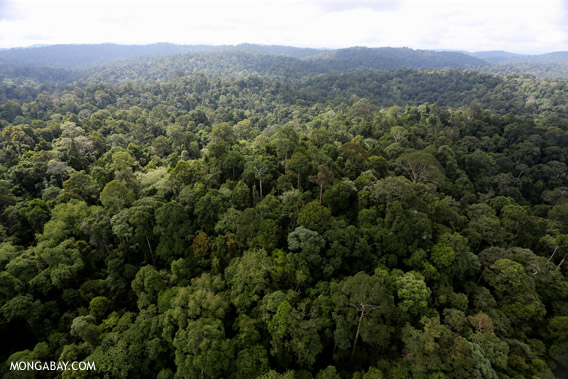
398 0 568 53
311 0 402 12
0 0 25 20
0 0 566 53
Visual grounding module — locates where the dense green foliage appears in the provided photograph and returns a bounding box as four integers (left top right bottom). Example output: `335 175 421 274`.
1 46 568 378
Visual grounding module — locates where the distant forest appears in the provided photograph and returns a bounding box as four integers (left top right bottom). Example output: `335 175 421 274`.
3 43 568 80
0 44 567 378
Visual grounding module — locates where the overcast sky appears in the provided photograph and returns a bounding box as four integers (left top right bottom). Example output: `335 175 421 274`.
0 0 566 53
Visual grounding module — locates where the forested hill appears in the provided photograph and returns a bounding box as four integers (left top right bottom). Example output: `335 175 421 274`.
471 50 568 65
0 44 482 70
306 46 488 70
3 43 568 81
0 43 223 68
469 51 526 64
0 63 79 84
0 43 332 69
470 51 568 79
81 50 325 82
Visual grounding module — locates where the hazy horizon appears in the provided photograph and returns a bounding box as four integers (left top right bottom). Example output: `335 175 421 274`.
0 42 564 56
1 0 567 55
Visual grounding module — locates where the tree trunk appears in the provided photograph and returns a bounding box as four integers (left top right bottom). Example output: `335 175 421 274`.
146 234 155 265
319 183 323 204
558 256 566 269
351 303 365 359
548 246 559 261
103 240 111 255
477 267 486 284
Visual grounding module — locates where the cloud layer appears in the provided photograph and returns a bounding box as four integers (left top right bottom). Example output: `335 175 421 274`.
312 0 402 12
0 0 22 21
0 0 566 53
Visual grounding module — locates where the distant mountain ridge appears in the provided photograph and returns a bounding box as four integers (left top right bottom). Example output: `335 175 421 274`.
470 50 568 64
79 47 491 83
232 43 326 58
467 50 568 79
0 43 485 69
1 43 568 81
469 51 525 64
0 43 329 68
307 46 488 70
0 43 223 68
